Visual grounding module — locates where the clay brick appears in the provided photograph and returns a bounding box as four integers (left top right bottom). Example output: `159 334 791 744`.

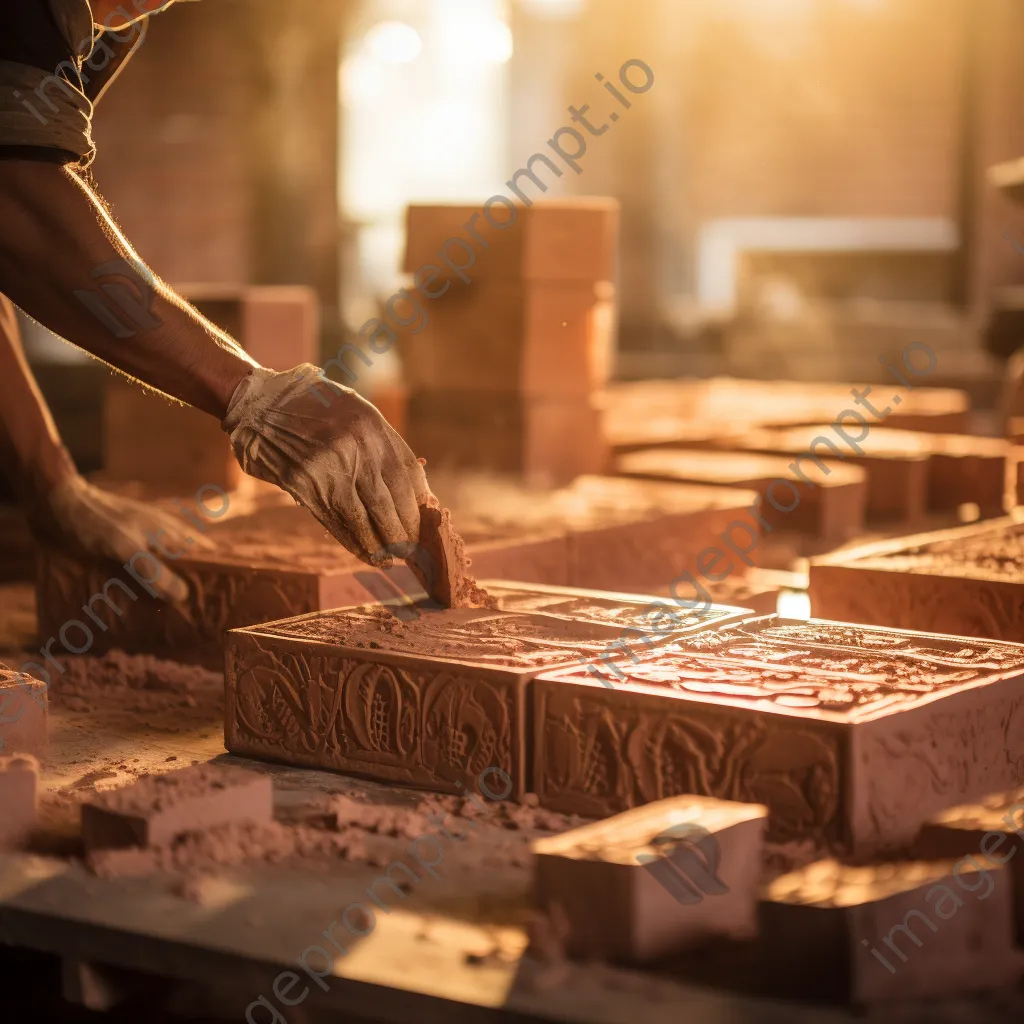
532 795 766 963
104 286 318 494
104 379 243 495
758 858 1021 1003
923 433 1010 516
80 764 273 852
606 379 971 453
808 518 1024 640
780 427 1009 518
224 598 731 793
435 474 764 593
481 581 752 637
558 476 765 592
616 448 867 542
403 198 619 282
397 280 614 398
532 615 1024 854
0 753 38 849
175 284 319 370
407 391 609 485
35 480 760 664
668 426 931 523
0 669 48 759
30 503 553 665
911 787 1024 945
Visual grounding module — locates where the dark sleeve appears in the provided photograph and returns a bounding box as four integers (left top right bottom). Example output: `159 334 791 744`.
0 146 78 164
0 1 83 164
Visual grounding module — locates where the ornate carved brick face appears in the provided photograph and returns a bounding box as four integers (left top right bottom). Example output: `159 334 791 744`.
224 594 743 796
533 616 1024 854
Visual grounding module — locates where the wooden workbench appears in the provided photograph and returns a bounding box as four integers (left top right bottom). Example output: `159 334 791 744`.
1 582 1022 1023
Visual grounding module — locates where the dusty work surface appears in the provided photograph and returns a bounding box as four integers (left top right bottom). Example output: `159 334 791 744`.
1 587 1022 1022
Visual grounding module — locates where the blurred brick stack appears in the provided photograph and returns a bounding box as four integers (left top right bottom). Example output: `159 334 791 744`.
400 198 619 486
104 285 318 494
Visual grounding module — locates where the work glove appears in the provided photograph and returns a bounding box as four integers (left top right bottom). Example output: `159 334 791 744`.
222 364 429 566
37 474 211 603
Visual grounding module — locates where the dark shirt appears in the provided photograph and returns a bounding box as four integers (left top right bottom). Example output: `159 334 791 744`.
0 1 83 163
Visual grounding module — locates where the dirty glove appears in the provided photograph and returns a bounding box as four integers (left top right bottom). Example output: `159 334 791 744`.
222 364 429 565
37 474 212 603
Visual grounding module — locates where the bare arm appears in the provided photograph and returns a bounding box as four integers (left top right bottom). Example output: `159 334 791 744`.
0 160 256 417
0 296 74 502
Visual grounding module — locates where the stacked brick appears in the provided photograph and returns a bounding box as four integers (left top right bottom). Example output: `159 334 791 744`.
103 285 319 494
400 199 619 485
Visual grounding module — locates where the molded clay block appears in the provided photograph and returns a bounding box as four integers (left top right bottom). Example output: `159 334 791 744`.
397 280 614 398
0 753 38 849
532 616 1024 854
175 284 319 370
403 198 619 282
480 580 753 637
912 788 1024 943
669 426 931 523
80 764 273 852
225 601 687 794
759 859 1022 1003
605 379 970 453
407 391 608 484
558 476 764 591
809 518 1024 641
430 474 762 592
532 795 766 963
34 502 591 665
104 378 243 494
923 434 1009 516
465 534 570 587
616 448 867 542
0 670 48 759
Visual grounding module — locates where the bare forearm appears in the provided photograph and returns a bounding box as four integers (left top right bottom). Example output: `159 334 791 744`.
0 161 257 417
0 296 74 502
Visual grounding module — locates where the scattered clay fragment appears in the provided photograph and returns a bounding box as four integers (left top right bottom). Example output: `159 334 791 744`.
80 763 273 853
0 753 39 849
532 794 766 964
0 668 48 759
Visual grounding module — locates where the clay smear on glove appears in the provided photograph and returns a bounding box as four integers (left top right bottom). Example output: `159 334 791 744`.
414 500 494 609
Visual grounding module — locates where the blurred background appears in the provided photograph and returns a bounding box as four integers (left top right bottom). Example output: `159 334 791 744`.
17 0 1024 473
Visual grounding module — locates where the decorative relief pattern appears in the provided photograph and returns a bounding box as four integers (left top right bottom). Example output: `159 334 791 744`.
855 522 1024 582
250 605 660 668
535 685 842 842
486 585 741 633
226 636 518 789
535 615 1024 849
547 617 1024 720
37 547 316 664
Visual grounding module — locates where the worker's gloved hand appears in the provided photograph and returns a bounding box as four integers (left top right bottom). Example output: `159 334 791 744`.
222 364 429 566
35 475 211 603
